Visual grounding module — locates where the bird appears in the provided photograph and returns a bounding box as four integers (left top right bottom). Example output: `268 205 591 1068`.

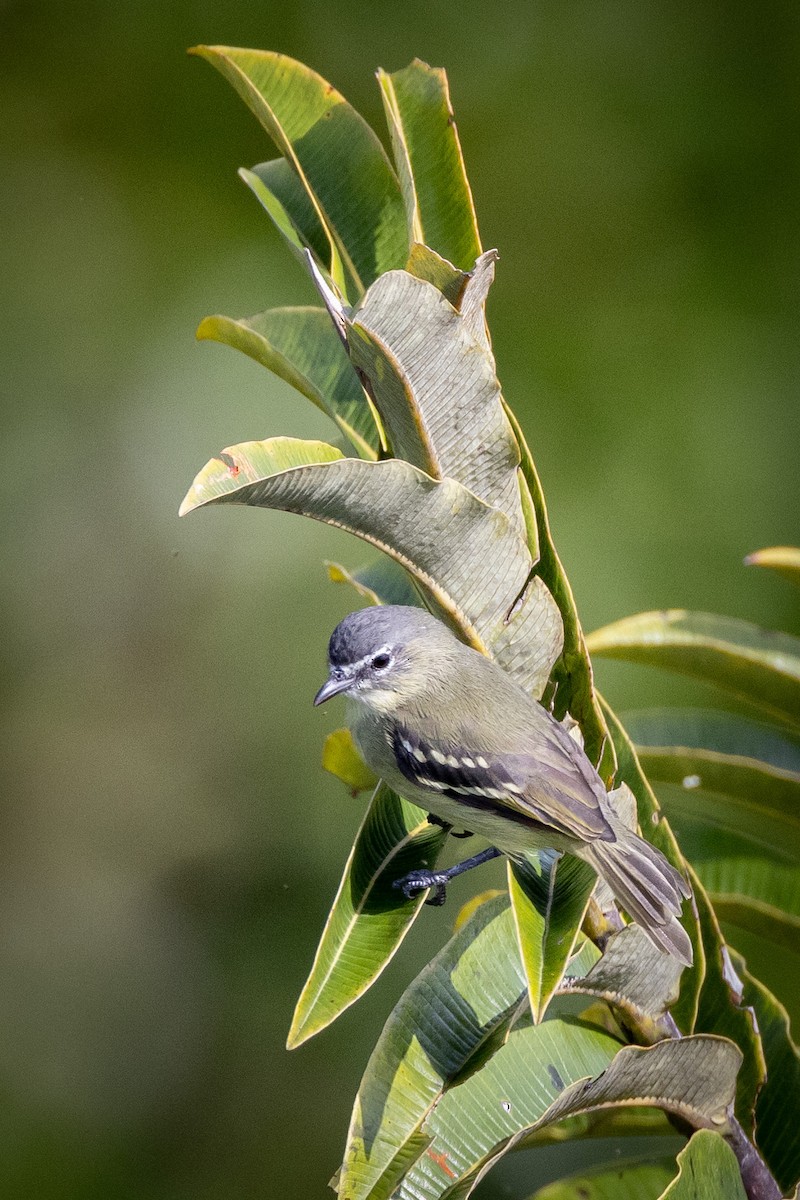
314 604 692 966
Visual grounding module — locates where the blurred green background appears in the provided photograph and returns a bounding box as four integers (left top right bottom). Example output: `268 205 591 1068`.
2 1 798 1197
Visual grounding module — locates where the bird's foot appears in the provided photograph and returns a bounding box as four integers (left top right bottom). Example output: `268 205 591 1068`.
426 813 474 839
393 869 450 906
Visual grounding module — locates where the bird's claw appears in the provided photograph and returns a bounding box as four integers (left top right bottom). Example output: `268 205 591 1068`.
426 814 473 839
393 869 449 906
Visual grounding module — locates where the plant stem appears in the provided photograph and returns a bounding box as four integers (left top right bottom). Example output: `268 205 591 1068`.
725 1117 783 1200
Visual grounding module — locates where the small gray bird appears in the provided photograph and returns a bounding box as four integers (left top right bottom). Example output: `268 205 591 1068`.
314 605 692 966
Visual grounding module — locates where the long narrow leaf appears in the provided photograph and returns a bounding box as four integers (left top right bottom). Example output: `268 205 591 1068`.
239 159 334 280
627 709 800 817
657 780 800 951
600 701 704 1030
338 895 526 1200
191 46 408 297
288 785 447 1047
690 874 765 1135
197 307 380 459
399 1032 741 1200
588 610 800 729
509 854 596 1023
377 60 481 270
730 951 800 1192
181 438 527 646
505 405 613 773
745 545 800 587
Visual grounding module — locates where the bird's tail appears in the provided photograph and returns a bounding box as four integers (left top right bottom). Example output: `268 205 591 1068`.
584 824 693 966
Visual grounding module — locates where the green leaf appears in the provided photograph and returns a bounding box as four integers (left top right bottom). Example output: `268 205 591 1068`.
656 780 800 952
377 60 482 271
400 1032 741 1200
600 702 705 1031
325 559 421 608
527 1159 677 1200
625 707 800 951
197 307 380 459
287 784 447 1047
179 438 557 686
587 610 800 729
560 922 683 1037
745 545 800 587
239 159 332 279
626 707 800 811
338 894 528 1200
657 1130 746 1199
731 951 800 1193
714 895 800 952
322 729 379 795
191 46 408 297
504 405 613 774
508 853 597 1023
398 1019 622 1200
690 875 765 1136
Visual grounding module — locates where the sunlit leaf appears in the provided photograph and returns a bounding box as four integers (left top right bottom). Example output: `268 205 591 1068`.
197 307 380 458
588 610 800 729
744 545 800 587
509 853 597 1023
322 729 378 795
453 890 507 932
377 60 482 270
179 437 555 680
405 242 470 307
191 46 408 297
338 895 527 1200
400 1032 740 1200
287 784 447 1047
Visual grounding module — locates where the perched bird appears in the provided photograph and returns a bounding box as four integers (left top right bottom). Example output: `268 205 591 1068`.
314 605 692 966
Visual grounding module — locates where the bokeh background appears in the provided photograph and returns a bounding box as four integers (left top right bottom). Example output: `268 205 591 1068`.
2 1 798 1196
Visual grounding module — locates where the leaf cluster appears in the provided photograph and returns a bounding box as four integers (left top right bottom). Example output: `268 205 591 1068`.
180 48 798 1200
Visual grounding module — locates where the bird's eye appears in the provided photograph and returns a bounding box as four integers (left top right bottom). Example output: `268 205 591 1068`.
372 652 391 670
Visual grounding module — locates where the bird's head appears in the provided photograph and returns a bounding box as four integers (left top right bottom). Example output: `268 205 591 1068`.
314 605 457 713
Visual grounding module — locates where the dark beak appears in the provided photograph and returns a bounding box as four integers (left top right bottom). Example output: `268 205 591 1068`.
313 674 353 706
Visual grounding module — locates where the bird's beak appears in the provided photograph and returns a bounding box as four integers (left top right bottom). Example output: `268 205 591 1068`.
313 674 353 706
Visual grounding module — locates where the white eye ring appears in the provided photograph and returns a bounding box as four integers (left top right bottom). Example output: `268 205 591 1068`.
371 652 392 670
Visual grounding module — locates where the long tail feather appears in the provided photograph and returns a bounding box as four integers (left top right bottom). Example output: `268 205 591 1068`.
585 826 693 966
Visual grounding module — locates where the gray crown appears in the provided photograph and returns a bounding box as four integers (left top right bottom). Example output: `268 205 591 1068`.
327 605 445 666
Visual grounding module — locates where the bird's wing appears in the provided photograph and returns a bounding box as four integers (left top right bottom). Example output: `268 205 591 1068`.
393 717 614 843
